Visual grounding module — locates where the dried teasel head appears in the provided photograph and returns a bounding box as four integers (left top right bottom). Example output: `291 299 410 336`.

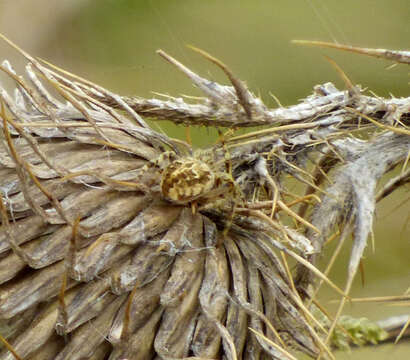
0 35 409 360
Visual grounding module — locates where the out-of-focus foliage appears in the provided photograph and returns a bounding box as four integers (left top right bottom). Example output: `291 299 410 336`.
331 316 388 350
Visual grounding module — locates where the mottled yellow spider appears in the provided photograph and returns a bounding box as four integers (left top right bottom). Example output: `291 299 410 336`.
146 149 242 213
160 157 216 204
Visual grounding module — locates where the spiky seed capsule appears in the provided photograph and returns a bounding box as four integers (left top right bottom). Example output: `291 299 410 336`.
160 158 215 204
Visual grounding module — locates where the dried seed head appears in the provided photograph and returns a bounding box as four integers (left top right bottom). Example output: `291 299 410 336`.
0 36 407 360
0 55 323 359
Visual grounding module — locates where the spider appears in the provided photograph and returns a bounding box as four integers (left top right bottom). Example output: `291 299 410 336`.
145 149 243 211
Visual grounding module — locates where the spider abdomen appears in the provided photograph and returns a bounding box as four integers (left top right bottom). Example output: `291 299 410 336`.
160 159 215 204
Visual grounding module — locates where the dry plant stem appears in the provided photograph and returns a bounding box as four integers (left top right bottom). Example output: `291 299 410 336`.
38 47 407 129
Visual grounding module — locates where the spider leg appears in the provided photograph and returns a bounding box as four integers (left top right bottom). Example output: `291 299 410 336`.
191 201 198 215
221 177 241 239
149 150 177 170
214 129 243 238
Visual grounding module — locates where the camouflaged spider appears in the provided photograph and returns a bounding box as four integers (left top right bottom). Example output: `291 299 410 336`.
145 149 242 211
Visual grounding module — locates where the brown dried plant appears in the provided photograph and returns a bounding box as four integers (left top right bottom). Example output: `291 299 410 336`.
0 33 409 360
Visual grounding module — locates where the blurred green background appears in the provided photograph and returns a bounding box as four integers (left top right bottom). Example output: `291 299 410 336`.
0 1 409 358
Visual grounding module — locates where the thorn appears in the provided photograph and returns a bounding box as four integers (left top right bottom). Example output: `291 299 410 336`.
292 39 410 64
187 44 253 119
0 33 35 62
0 333 22 360
322 55 359 96
269 91 284 108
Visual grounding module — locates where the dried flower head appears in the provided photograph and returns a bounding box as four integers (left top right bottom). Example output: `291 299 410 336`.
0 34 409 360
